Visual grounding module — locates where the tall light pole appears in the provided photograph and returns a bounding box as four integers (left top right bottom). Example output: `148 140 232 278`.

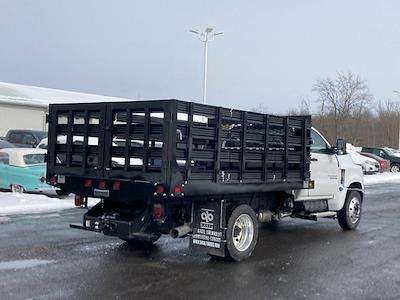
190 28 223 104
393 90 400 149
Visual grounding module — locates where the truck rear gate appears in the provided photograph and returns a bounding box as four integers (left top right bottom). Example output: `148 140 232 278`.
47 99 311 197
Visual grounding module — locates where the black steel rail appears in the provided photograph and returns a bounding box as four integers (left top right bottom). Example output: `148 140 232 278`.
47 99 311 197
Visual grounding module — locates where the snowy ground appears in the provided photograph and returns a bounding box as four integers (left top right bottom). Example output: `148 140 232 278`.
363 172 400 185
0 172 398 216
0 192 99 216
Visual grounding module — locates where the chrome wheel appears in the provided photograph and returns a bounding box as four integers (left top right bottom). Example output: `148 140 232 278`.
348 197 361 224
232 214 254 252
11 184 24 193
391 165 400 173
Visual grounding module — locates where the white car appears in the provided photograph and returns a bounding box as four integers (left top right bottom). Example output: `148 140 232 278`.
0 148 55 194
347 149 379 174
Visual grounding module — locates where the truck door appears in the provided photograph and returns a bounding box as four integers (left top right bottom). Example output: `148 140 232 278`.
308 129 339 199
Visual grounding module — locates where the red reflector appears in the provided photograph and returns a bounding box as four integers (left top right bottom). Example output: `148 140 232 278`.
98 180 106 189
74 195 82 207
84 179 92 187
50 176 57 184
153 204 163 218
174 186 181 194
156 185 164 194
113 181 121 190
40 176 46 183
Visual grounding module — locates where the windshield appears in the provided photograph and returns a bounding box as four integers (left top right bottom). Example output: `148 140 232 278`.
385 148 394 155
23 154 45 165
34 131 47 141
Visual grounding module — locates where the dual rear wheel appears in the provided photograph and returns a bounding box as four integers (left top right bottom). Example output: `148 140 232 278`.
223 204 259 262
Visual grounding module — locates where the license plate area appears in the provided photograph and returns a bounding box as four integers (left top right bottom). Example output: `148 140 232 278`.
94 188 110 198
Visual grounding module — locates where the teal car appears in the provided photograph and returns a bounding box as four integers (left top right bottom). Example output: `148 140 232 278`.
0 148 55 194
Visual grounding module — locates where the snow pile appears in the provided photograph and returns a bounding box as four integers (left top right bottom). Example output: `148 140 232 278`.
346 143 362 152
0 192 99 216
364 172 400 185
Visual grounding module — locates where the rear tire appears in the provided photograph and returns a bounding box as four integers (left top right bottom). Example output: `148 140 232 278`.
56 190 70 196
338 191 362 230
120 233 161 245
390 163 400 173
10 184 25 193
225 204 258 262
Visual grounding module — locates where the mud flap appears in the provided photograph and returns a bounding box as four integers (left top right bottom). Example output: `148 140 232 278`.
190 199 227 258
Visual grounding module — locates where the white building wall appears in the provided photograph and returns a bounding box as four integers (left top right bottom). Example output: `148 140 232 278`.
0 103 47 137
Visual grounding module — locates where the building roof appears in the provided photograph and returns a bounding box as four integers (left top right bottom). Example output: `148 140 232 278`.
0 82 130 109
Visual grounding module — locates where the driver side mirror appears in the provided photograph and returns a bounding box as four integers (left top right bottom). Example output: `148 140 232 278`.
336 138 346 155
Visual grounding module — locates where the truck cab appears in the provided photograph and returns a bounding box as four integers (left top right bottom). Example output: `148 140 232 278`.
295 128 363 213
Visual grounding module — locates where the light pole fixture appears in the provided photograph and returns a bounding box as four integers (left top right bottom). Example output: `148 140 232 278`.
190 28 223 104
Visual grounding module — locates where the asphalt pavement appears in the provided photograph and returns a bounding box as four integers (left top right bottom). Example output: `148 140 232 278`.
0 183 399 300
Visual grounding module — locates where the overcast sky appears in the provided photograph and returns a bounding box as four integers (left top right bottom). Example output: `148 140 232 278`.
0 1 399 113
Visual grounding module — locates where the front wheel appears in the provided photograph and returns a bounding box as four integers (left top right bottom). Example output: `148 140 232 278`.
225 204 259 262
390 163 400 173
337 191 362 230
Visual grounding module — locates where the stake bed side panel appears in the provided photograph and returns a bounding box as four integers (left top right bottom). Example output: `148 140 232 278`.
47 99 311 197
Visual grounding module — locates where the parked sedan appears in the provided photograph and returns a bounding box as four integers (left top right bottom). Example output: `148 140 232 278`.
360 152 390 172
5 130 47 148
362 146 400 172
0 148 55 194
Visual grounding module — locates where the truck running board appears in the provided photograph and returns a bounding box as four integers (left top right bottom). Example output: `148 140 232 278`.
294 211 337 221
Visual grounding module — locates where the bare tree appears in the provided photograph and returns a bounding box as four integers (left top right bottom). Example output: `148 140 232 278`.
287 98 311 116
251 103 268 114
313 72 373 140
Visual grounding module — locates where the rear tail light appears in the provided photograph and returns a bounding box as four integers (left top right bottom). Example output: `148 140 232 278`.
98 180 106 189
84 179 92 187
74 195 82 207
113 181 121 190
174 186 182 194
40 176 46 183
152 204 163 218
156 185 165 194
50 176 57 184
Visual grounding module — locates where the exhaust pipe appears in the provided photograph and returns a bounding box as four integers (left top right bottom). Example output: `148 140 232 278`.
170 223 192 238
258 210 274 223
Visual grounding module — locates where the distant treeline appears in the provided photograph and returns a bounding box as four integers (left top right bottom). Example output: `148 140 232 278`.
285 72 400 149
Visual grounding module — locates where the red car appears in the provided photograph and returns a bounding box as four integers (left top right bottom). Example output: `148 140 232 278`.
360 152 390 172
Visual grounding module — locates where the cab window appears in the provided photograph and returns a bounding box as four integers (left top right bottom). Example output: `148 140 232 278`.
0 152 10 165
23 154 45 165
311 130 330 154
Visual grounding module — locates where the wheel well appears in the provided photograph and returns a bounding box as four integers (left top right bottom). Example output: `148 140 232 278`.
348 182 362 189
347 182 363 200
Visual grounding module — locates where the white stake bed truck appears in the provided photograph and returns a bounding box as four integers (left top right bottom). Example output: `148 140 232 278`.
46 100 363 261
